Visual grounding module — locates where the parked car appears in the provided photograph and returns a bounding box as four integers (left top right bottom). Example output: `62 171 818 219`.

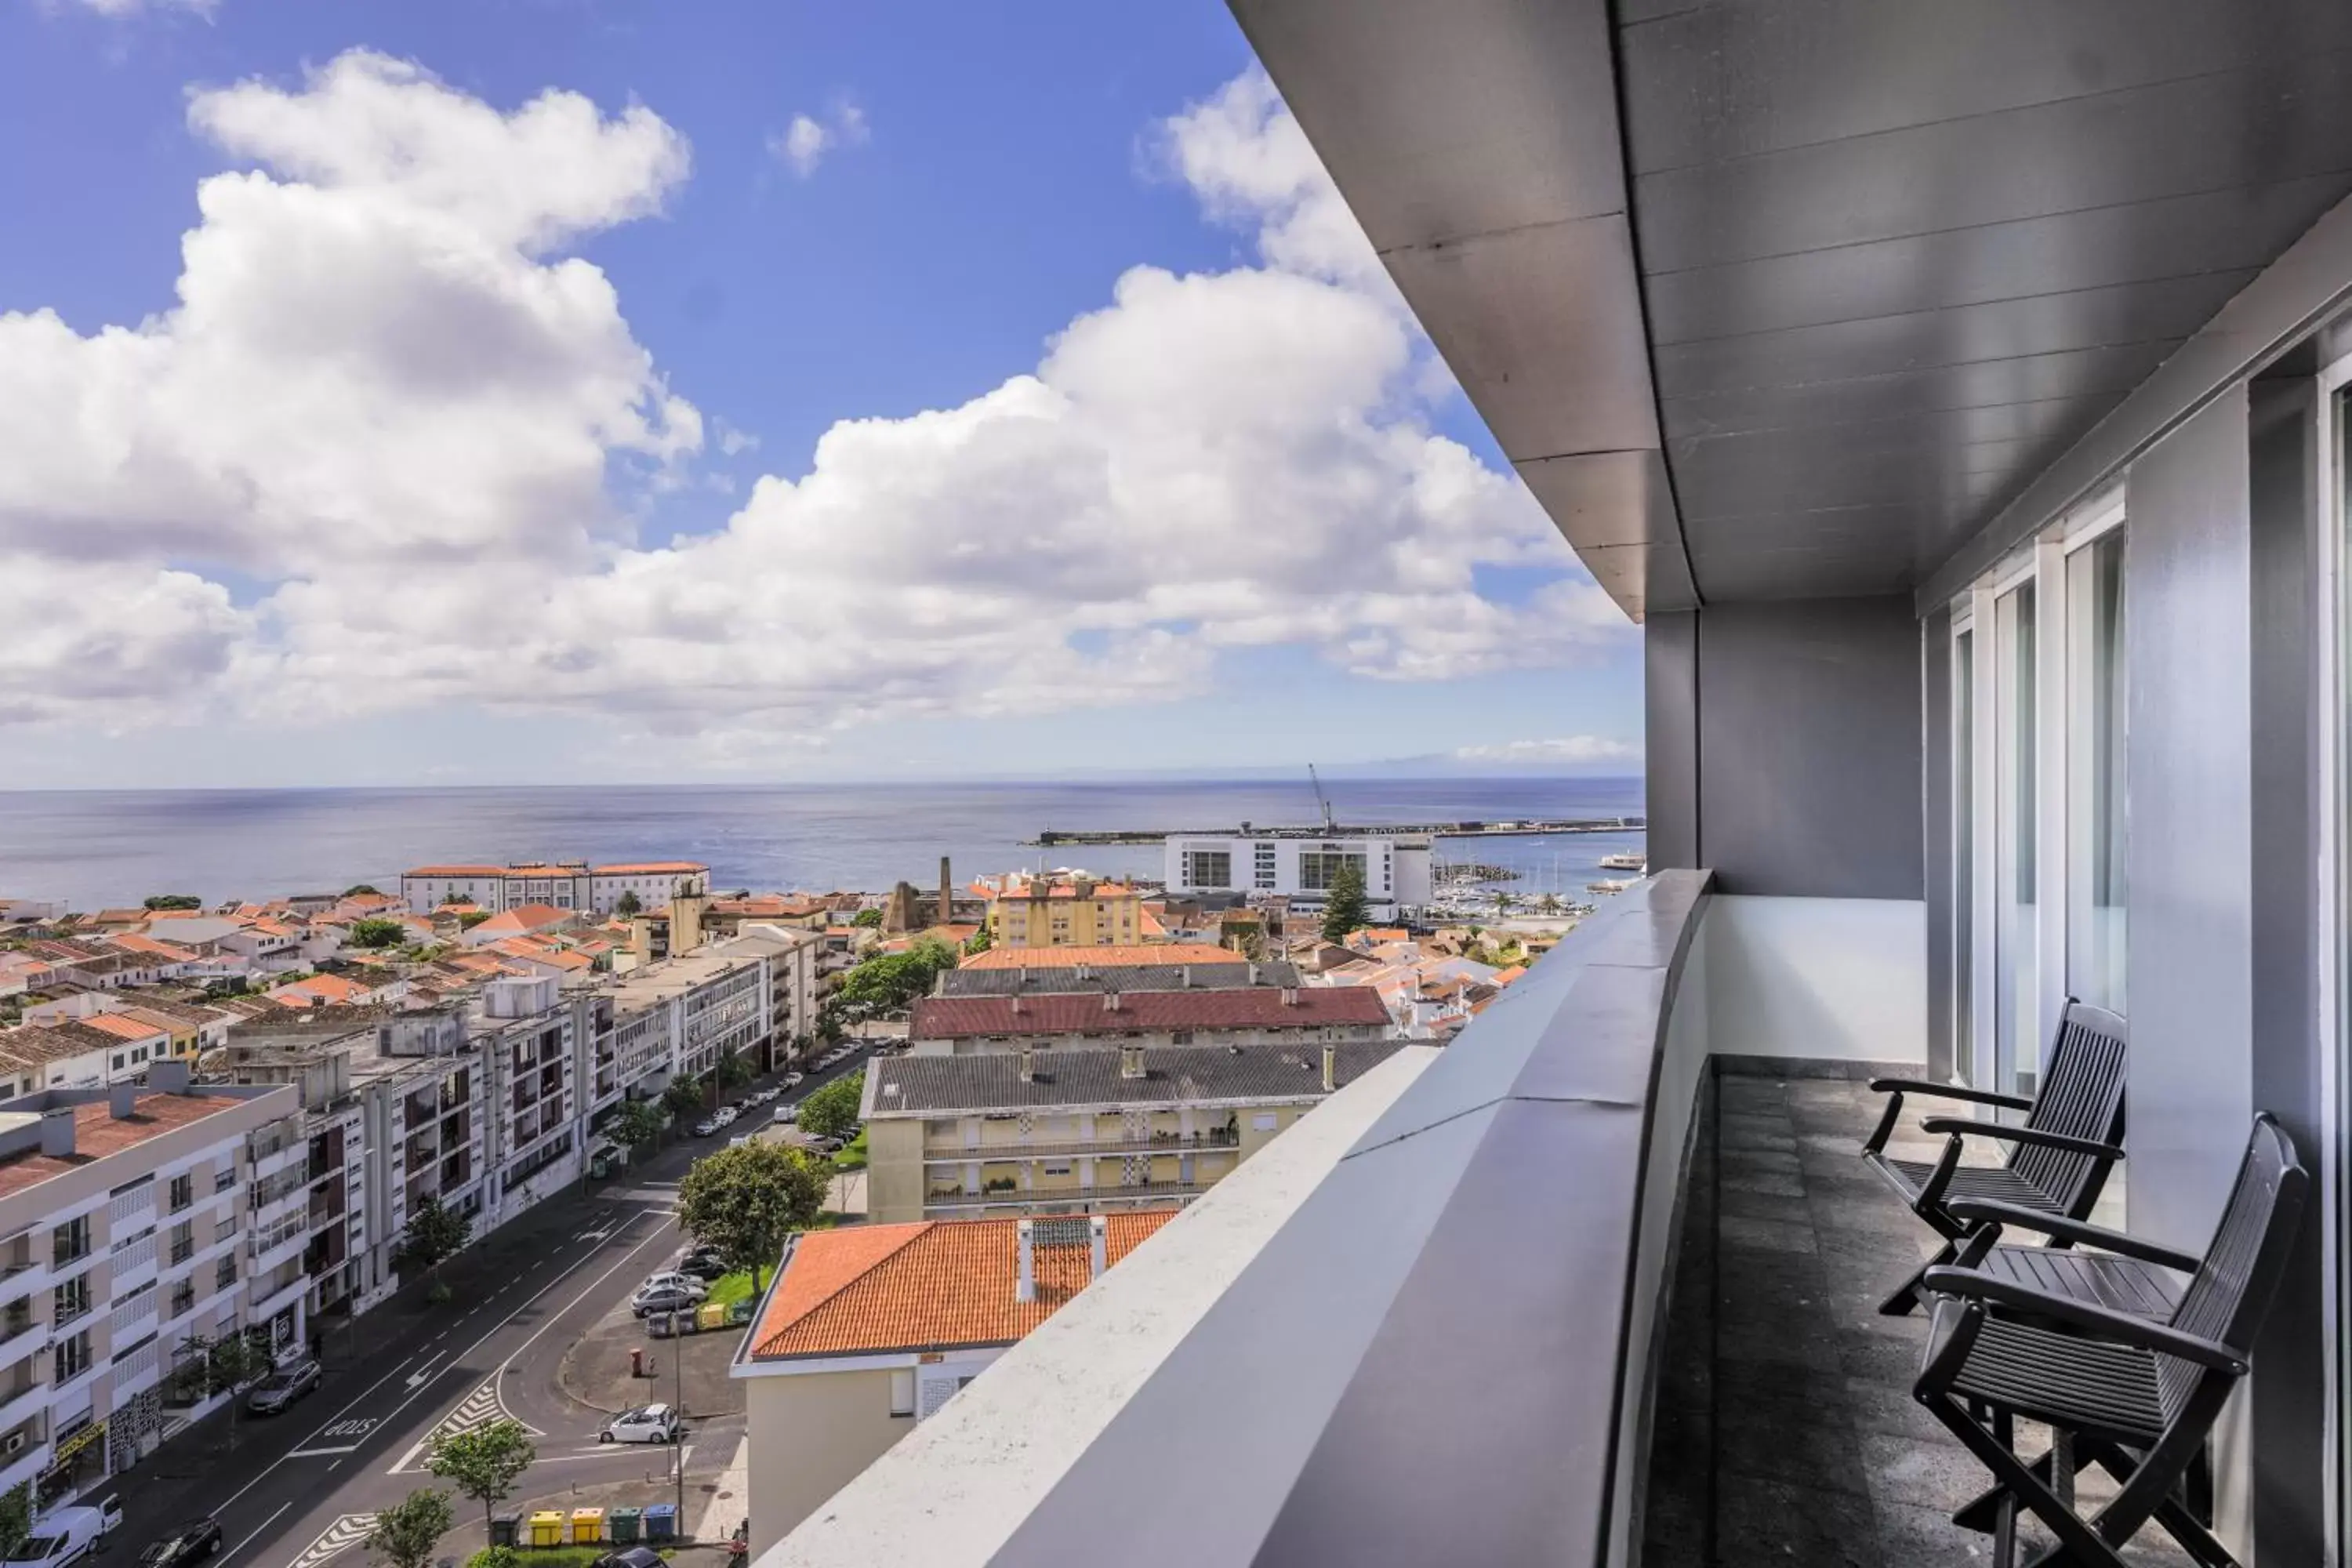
677 1246 728 1280
771 1104 797 1126
136 1519 222 1568
692 1116 721 1137
599 1403 681 1444
713 1105 739 1127
9 1498 122 1568
783 1072 804 1087
632 1284 704 1319
591 1550 666 1568
638 1271 708 1298
245 1357 321 1415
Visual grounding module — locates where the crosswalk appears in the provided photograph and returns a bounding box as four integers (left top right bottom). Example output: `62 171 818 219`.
389 1376 541 1472
285 1514 376 1568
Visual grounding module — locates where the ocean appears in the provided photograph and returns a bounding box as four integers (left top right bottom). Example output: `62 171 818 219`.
0 777 1646 913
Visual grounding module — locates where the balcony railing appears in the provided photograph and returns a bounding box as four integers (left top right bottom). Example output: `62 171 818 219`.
923 1132 1241 1163
761 873 1721 1567
924 1181 1214 1208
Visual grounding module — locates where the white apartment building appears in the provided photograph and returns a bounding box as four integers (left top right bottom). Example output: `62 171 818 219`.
0 1068 298 1515
471 978 583 1229
1161 833 1434 918
399 861 711 916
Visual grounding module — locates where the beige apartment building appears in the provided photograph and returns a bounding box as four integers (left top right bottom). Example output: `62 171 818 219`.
985 877 1142 949
730 1209 1176 1553
0 1065 298 1512
904 984 1393 1057
860 1040 1408 1222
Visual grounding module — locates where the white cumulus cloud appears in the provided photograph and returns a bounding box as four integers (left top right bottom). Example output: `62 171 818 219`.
767 100 868 178
0 53 1623 761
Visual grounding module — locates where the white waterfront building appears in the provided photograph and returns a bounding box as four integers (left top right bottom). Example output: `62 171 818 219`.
1162 833 1432 918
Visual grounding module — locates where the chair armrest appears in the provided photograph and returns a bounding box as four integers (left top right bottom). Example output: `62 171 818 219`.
1918 1119 2125 1163
1869 1078 2034 1112
1922 1266 2245 1374
1942 1200 2201 1272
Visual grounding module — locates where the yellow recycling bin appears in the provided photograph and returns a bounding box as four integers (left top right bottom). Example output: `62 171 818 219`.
698 1300 728 1331
527 1512 565 1548
571 1508 606 1544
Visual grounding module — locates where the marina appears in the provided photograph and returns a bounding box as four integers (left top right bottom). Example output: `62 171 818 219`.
1029 815 1645 847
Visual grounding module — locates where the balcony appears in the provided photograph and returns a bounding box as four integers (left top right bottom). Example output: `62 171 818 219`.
249 1264 307 1323
922 1132 1240 1164
921 1180 1214 1214
760 874 2013 1566
0 1375 41 1446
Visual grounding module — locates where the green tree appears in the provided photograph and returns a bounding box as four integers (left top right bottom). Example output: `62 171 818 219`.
172 1330 269 1448
439 890 471 906
797 1069 865 1142
343 884 383 898
614 890 643 918
712 1047 755 1092
662 1074 704 1120
678 1142 829 1290
0 1483 28 1560
608 1099 666 1151
395 1195 473 1286
348 917 405 949
143 894 201 911
1535 893 1563 915
836 938 956 1014
1319 859 1370 944
457 910 492 931
1494 891 1517 916
466 1550 522 1568
427 1418 536 1541
964 924 993 956
365 1489 454 1568
850 907 884 929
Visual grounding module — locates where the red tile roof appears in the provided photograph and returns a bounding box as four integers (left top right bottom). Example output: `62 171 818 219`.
470 906 574 935
958 942 1240 972
0 1094 255 1199
748 1210 1177 1360
404 866 509 877
76 1012 169 1043
911 984 1391 1040
593 862 710 876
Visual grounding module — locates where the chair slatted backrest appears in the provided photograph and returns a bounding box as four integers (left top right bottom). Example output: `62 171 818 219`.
2010 1000 2129 1209
2155 1116 2307 1421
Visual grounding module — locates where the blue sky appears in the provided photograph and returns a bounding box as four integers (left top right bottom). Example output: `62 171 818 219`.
0 0 1639 786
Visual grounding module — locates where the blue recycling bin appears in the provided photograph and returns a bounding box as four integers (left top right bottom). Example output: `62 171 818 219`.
642 1504 677 1543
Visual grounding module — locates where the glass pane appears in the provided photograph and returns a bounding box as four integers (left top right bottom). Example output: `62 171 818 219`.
1954 629 1975 1076
2067 532 2127 1010
1994 581 2038 1098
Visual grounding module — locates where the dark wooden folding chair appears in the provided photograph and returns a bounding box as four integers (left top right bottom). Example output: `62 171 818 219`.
1913 1115 2307 1568
1862 998 2127 1314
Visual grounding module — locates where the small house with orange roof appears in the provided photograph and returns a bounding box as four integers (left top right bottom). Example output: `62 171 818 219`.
267 971 400 1009
459 904 577 949
731 1210 1177 1550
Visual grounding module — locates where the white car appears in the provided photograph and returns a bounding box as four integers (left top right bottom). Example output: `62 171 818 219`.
600 1403 681 1444
771 1103 797 1125
713 1105 739 1126
636 1272 708 1301
9 1497 120 1568
782 1072 804 1087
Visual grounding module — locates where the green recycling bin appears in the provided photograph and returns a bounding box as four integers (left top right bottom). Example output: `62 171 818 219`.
489 1517 519 1550
608 1509 641 1544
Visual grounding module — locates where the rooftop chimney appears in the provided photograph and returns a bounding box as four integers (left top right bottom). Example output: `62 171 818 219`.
38 1109 74 1159
1179 966 1192 989
108 1081 140 1120
1248 963 1261 985
939 855 952 927
1102 992 1121 1013
1322 1044 1338 1092
1011 993 1024 1017
148 1059 192 1094
1281 986 1301 1007
1120 1045 1145 1080
1015 1219 1036 1303
1090 1214 1107 1280
1018 1045 1036 1083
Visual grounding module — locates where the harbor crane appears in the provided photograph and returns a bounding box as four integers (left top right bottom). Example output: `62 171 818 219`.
1307 764 1336 833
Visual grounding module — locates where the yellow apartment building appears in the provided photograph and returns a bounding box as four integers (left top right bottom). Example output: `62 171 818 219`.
986 876 1142 949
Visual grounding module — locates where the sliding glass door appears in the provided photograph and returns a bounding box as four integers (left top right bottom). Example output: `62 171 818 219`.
1994 580 2039 1097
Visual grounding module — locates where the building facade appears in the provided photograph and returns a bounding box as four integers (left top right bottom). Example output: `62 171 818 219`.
904 985 1393 1056
986 877 1142 950
860 1040 1407 1222
1161 833 1433 918
399 861 710 916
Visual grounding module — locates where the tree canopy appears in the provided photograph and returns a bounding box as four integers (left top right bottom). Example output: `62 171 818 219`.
615 890 643 917
850 907 884 928
797 1069 864 1142
347 917 405 949
427 1418 535 1537
343 884 383 897
143 894 201 911
835 938 956 1014
662 1075 705 1120
712 1047 755 1091
395 1195 473 1281
677 1142 829 1288
607 1099 666 1150
366 1489 454 1568
457 910 492 930
1319 859 1370 945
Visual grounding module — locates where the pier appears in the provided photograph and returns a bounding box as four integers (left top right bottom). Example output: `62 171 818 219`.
1025 816 1646 847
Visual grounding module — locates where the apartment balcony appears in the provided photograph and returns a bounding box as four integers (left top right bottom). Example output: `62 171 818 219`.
248 1217 309 1279
0 1302 45 1365
0 1374 42 1448
249 1264 307 1324
249 1134 308 1184
762 874 2023 1566
922 1133 1241 1164
0 1436 49 1501
109 1231 158 1298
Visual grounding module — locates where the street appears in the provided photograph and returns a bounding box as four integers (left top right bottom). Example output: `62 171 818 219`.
90 1047 875 1568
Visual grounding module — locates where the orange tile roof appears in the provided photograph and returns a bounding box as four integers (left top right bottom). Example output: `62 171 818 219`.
470 905 573 935
405 866 509 878
107 935 196 960
1491 966 1528 985
749 1210 1178 1361
0 1094 256 1199
78 1011 169 1042
959 942 1240 972
593 862 710 876
272 973 368 1004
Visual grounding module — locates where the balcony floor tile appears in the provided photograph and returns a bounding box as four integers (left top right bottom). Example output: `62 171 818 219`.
1652 1075 2198 1566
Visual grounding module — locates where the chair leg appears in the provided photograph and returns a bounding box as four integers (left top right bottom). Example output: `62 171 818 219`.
1878 1236 1961 1316
1955 1449 2051 1535
1922 1394 2129 1568
2082 1439 2239 1568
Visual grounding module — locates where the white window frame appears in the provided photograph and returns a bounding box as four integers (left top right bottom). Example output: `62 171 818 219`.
2314 342 2352 1568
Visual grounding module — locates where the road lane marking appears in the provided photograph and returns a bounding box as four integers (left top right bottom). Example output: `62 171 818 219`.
285 1443 362 1457
282 1513 376 1568
216 1501 288 1568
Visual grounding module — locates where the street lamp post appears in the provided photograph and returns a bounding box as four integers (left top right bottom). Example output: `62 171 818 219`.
669 1310 684 1529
